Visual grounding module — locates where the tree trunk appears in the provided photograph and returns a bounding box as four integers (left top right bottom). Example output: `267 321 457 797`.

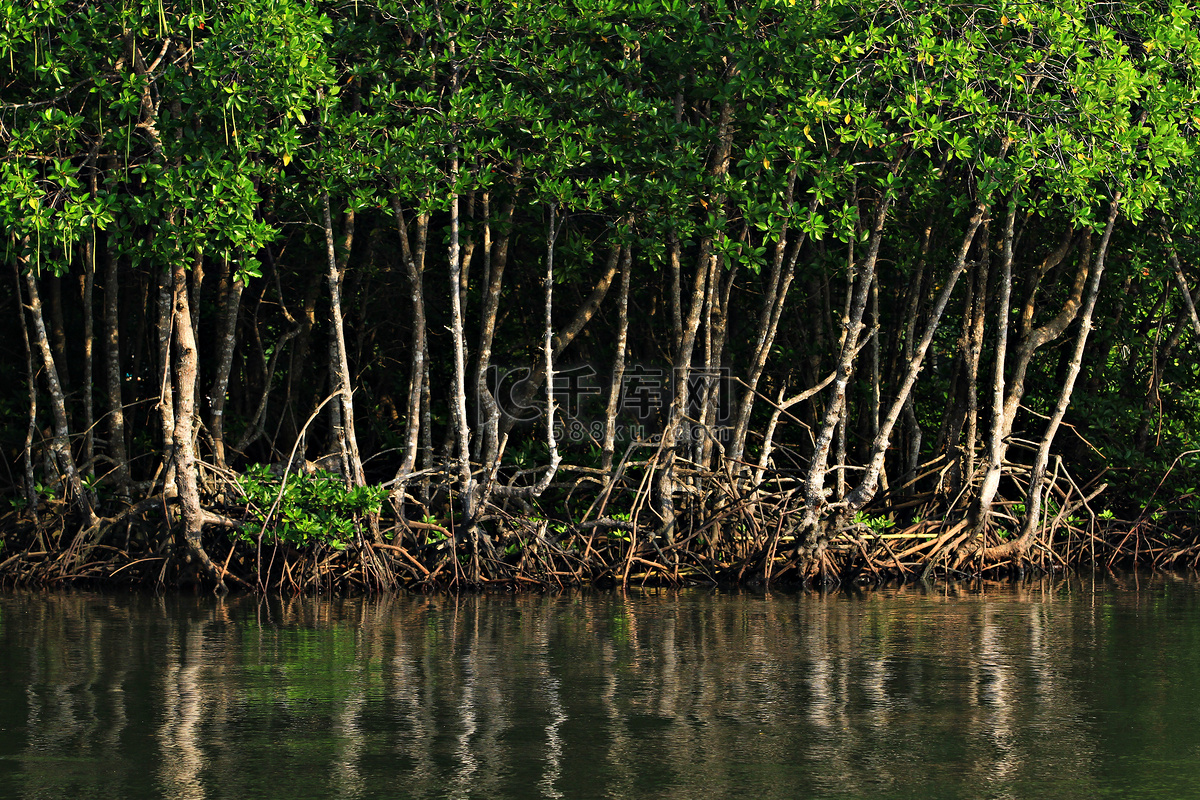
472 180 517 469
321 192 366 489
445 160 478 543
14 263 39 520
101 236 131 498
654 95 735 542
984 196 1121 561
170 258 221 586
602 244 632 472
843 204 985 513
80 239 96 480
21 261 97 527
157 266 177 497
796 186 893 551
388 194 430 512
209 255 244 470
729 181 818 466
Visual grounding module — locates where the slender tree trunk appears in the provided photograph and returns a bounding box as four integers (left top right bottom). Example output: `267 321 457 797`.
102 237 131 498
967 198 1018 540
796 187 893 551
602 244 632 472
80 239 95 480
729 182 817 466
488 203 566 502
668 231 683 355
834 230 855 502
157 267 177 497
446 160 477 542
209 255 244 470
984 196 1121 561
654 239 713 541
15 264 39 520
899 216 934 487
537 202 564 491
170 258 221 586
654 95 735 542
389 195 430 511
321 193 366 489
969 227 1090 539
963 222 992 487
843 204 985 513
48 274 71 390
473 181 517 469
699 257 735 471
496 244 622 440
21 261 97 527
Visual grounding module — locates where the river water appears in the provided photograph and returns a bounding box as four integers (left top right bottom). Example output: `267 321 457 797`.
1 576 1198 800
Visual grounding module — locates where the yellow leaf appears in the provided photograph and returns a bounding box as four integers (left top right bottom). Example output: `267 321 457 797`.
1017 11 1026 23
1015 73 1025 84
282 153 292 166
927 54 934 66
908 94 917 104
1144 40 1156 52
1001 14 1008 24
763 156 771 170
803 125 815 143
844 113 852 124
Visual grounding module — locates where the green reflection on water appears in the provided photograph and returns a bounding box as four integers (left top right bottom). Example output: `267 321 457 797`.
0 577 1199 800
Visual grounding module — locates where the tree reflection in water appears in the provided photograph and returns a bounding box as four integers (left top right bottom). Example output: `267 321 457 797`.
1 577 1198 800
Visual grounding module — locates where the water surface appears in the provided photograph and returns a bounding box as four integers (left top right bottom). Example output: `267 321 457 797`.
2 576 1199 799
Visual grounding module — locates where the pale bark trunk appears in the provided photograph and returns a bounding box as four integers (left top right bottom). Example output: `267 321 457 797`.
797 188 892 547
834 230 855 502
170 258 221 585
654 96 735 541
388 195 430 506
899 216 933 485
496 245 622 441
963 222 992 486
473 183 517 468
843 204 986 512
654 240 713 540
729 183 817 466
489 202 565 500
971 228 1090 531
984 196 1121 560
969 198 1017 537
668 231 683 355
157 266 177 497
446 161 477 530
321 193 366 489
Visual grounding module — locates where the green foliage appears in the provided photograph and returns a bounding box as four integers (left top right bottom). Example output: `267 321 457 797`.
237 464 386 550
852 511 895 534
